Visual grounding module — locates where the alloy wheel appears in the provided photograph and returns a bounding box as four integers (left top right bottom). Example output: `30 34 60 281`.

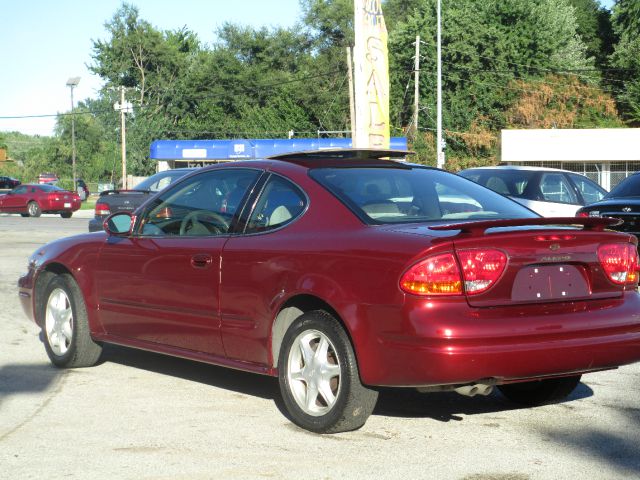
286 329 342 416
45 288 74 356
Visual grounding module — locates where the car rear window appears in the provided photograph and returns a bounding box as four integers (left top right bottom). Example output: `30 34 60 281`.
134 170 193 192
310 166 537 224
459 169 536 198
607 174 640 198
38 184 65 192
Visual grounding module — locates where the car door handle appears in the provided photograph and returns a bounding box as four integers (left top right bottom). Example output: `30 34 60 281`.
191 254 213 269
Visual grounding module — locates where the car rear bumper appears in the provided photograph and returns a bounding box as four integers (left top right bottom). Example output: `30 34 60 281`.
42 199 81 212
356 292 640 387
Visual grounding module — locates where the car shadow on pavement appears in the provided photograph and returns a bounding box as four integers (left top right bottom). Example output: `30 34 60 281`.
373 381 594 422
100 343 596 425
100 344 280 401
0 363 62 409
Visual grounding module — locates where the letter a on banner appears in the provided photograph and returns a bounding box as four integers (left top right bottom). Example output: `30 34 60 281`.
353 0 390 149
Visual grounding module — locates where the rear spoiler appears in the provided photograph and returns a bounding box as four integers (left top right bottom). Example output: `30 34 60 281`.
430 217 622 235
99 189 150 196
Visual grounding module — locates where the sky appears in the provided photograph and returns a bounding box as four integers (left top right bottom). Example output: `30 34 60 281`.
0 0 616 138
0 0 302 137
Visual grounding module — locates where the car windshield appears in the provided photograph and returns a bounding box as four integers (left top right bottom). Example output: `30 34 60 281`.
458 169 537 198
38 184 65 192
606 175 640 198
310 165 538 224
134 170 193 192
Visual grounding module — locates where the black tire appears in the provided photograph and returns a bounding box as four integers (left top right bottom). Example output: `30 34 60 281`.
20 213 29 217
278 310 378 433
40 273 102 368
498 375 582 406
27 201 41 217
60 212 72 218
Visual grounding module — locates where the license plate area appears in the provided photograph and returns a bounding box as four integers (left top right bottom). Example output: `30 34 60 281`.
64 202 71 208
511 264 589 302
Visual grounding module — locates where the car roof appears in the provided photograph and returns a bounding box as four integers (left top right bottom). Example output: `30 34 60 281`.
266 148 415 169
462 165 571 173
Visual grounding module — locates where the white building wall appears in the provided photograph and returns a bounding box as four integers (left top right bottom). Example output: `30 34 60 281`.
501 128 640 190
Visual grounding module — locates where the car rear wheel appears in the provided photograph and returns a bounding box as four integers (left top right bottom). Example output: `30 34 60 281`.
278 310 378 433
41 274 102 368
27 201 41 217
498 375 582 406
60 212 72 219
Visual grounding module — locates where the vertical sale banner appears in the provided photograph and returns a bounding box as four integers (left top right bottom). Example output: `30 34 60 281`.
353 0 390 149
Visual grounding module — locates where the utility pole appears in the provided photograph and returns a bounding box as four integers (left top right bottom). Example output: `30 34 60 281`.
114 87 132 189
413 35 420 140
66 77 80 192
346 46 356 140
436 0 445 169
120 87 127 189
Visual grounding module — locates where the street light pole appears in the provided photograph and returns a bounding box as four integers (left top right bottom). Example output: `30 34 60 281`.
436 0 445 169
66 77 81 191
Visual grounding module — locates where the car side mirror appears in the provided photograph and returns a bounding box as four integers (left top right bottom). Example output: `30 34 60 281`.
104 212 134 236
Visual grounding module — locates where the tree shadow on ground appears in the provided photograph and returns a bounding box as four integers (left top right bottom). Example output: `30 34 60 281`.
0 363 62 409
539 400 640 475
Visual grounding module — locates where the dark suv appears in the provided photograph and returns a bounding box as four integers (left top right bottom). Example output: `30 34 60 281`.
88 168 195 232
0 176 20 189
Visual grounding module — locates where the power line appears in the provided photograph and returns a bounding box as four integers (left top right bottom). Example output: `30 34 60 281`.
0 69 346 121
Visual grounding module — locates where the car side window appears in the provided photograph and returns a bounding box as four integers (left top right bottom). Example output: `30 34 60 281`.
245 175 306 233
539 173 578 204
568 174 606 204
139 169 260 237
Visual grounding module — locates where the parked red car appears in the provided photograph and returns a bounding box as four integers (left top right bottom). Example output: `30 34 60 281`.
38 172 59 185
18 150 640 433
0 183 81 218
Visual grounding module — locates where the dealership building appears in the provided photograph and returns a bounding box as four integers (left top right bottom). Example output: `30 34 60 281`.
501 128 640 190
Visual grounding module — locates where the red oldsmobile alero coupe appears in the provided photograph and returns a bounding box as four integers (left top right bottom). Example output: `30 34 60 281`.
18 149 640 433
0 183 81 218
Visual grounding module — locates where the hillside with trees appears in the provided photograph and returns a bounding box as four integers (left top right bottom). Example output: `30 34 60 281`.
1 0 638 182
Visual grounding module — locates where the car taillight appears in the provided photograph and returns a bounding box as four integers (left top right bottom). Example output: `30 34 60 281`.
95 202 111 216
576 211 589 218
400 253 462 295
457 249 508 294
597 243 639 286
400 249 507 297
48 193 60 201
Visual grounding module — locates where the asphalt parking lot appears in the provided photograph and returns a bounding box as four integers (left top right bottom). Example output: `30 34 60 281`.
1 213 639 479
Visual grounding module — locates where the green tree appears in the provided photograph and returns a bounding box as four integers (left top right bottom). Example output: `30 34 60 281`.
609 0 640 123
568 0 615 69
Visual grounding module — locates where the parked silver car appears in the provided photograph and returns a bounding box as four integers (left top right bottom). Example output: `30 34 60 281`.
459 166 607 217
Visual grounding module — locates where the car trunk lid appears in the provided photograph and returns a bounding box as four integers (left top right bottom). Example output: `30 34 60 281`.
430 217 637 308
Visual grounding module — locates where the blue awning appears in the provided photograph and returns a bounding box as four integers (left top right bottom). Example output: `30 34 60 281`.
150 137 408 161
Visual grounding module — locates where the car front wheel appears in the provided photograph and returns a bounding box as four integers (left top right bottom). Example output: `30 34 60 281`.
278 310 378 433
498 375 582 406
41 273 102 368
